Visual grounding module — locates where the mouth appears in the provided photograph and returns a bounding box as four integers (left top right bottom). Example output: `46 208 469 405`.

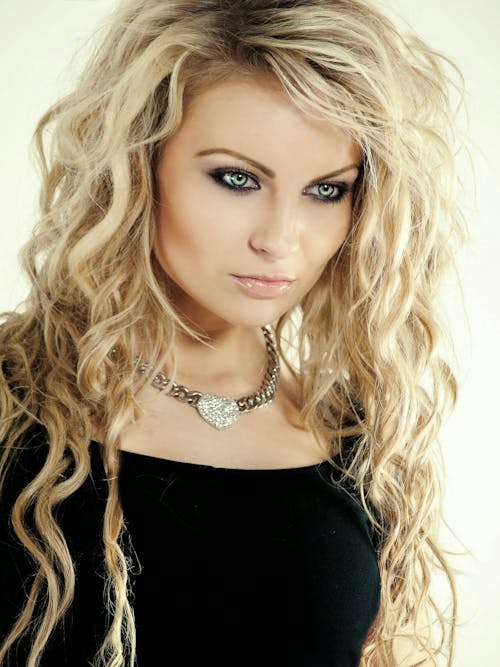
230 274 296 298
231 274 295 283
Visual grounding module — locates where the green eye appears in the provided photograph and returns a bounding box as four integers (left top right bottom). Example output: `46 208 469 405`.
227 172 249 187
303 181 350 205
317 183 336 197
209 168 260 193
209 167 349 204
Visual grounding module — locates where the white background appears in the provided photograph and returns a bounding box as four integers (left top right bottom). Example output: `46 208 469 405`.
1 1 498 665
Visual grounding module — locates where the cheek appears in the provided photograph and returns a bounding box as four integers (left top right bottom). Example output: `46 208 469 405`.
155 210 205 267
318 207 352 258
154 183 238 266
301 210 352 284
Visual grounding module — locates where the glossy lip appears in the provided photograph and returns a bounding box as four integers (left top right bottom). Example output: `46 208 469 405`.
231 273 295 282
231 274 295 298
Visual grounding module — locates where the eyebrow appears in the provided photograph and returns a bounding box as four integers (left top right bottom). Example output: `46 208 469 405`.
195 148 360 183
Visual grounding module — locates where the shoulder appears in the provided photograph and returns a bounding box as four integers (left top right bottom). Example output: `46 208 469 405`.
0 421 50 504
1 417 108 512
319 432 384 554
0 419 109 566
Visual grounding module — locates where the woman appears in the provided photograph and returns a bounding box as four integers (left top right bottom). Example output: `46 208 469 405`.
0 0 465 665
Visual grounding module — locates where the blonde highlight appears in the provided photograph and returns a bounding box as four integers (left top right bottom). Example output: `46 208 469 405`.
0 1 465 665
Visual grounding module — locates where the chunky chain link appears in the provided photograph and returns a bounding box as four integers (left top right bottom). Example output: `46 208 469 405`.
134 325 280 413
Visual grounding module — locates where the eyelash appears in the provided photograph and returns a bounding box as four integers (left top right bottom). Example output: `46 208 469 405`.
207 167 352 205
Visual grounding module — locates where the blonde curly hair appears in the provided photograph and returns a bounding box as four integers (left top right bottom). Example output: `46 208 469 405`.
0 0 465 665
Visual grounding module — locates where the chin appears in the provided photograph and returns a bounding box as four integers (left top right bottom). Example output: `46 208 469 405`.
234 300 290 321
191 308 283 332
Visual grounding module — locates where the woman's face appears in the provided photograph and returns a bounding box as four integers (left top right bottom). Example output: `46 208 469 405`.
153 75 361 331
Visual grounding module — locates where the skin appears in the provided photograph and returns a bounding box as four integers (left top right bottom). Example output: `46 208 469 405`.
153 75 361 386
94 74 361 457
149 76 433 657
97 73 428 658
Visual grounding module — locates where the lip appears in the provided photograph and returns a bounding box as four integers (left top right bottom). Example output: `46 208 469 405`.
232 273 295 282
230 274 295 298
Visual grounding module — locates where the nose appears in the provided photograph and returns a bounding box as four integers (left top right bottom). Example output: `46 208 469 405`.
248 198 300 259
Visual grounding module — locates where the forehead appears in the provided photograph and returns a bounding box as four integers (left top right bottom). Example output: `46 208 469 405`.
172 75 361 163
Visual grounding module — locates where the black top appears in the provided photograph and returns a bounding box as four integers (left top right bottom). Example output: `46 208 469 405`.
0 423 381 666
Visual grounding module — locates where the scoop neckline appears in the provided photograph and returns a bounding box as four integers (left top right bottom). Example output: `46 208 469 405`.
90 439 335 473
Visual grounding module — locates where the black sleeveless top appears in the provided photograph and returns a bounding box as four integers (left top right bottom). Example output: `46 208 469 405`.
0 424 381 666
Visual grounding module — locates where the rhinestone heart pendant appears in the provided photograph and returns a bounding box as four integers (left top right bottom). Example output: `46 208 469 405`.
196 393 240 430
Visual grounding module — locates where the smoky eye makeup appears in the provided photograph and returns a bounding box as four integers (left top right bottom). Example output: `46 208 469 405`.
304 181 354 205
207 164 356 205
207 166 260 194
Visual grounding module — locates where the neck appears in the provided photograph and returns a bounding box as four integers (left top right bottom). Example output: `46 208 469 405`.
168 324 269 391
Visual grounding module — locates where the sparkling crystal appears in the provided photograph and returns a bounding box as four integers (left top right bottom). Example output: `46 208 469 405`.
196 393 240 430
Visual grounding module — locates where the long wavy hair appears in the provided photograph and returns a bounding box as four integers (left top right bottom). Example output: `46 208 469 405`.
0 0 465 665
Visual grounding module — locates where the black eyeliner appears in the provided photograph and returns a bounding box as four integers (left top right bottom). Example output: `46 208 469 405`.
307 182 353 205
207 166 354 205
207 166 260 195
